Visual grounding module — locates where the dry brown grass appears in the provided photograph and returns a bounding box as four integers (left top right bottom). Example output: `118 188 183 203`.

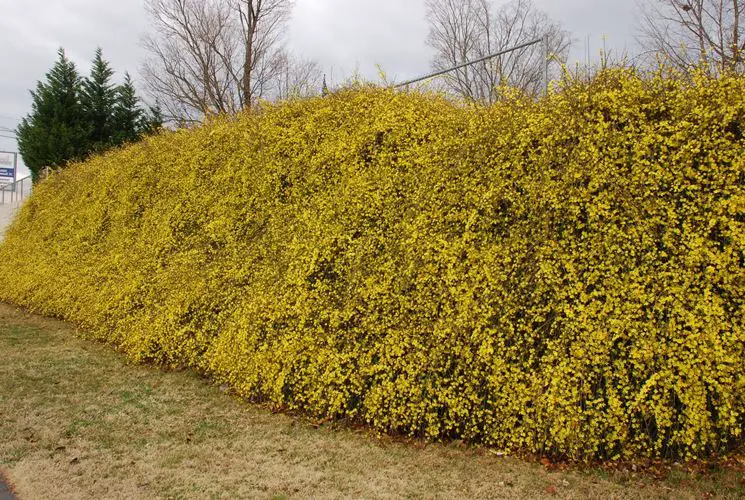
1 302 743 499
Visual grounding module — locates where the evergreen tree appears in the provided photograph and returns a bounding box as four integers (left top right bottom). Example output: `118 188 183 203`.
81 48 117 150
114 74 163 144
113 72 144 144
17 48 88 182
141 103 164 135
18 48 162 182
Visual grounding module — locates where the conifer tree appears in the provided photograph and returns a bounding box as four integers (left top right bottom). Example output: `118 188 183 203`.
113 73 163 144
141 103 164 135
81 48 117 150
113 72 144 144
17 48 88 182
19 48 163 181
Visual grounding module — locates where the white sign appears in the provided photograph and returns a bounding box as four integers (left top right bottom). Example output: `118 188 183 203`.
0 152 15 187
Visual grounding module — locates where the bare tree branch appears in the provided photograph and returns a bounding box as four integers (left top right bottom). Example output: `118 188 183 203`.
637 0 745 74
425 0 570 102
273 51 323 100
142 0 317 123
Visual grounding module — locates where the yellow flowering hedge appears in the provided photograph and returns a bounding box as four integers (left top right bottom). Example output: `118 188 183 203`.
1 69 744 460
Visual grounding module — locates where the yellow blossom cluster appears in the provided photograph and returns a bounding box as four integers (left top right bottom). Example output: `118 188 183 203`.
1 68 743 459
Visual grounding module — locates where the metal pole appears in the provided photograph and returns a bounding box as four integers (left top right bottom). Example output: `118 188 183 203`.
12 152 17 202
393 37 544 89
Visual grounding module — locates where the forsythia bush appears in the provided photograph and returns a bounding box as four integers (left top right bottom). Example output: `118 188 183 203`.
1 69 743 460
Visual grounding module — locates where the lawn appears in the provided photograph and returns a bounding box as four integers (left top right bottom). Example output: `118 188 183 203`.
0 302 742 499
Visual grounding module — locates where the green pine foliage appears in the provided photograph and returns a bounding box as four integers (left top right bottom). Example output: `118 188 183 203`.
113 73 145 145
113 73 163 144
81 48 117 151
16 49 89 182
142 103 164 135
17 48 160 181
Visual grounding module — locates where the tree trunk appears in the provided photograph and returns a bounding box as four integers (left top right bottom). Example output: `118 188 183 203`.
244 31 253 110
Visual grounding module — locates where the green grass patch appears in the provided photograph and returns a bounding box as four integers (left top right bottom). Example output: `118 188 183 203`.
1 302 744 498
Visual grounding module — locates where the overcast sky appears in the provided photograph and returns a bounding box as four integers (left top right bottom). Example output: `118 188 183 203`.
0 0 640 178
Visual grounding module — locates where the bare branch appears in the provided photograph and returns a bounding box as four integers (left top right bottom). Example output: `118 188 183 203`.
425 0 570 102
636 0 745 74
273 51 323 100
142 0 309 122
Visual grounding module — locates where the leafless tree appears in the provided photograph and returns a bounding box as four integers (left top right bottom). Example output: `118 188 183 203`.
142 0 309 123
142 0 232 123
638 0 745 74
273 52 323 100
425 0 571 102
234 0 293 107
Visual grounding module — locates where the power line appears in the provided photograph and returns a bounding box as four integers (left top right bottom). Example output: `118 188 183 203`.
0 134 17 140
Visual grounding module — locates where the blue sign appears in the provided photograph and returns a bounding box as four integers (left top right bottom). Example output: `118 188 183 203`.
0 167 13 178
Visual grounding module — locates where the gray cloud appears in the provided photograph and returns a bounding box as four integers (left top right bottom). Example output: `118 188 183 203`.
288 0 431 83
0 0 640 177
